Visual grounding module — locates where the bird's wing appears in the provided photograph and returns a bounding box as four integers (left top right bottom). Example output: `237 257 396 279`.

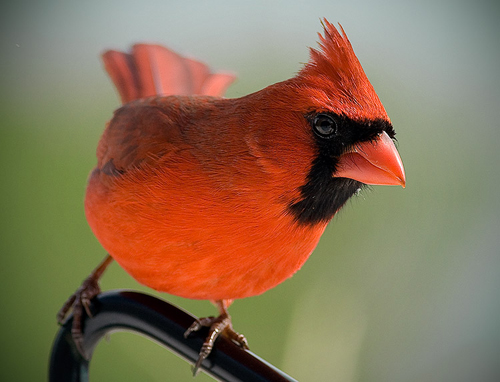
96 97 195 176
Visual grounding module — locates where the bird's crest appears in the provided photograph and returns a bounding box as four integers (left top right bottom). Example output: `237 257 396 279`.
297 19 389 122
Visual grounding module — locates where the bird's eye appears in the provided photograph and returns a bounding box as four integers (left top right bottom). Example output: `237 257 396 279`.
313 114 337 139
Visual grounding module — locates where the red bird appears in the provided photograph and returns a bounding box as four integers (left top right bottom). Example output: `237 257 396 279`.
58 20 405 373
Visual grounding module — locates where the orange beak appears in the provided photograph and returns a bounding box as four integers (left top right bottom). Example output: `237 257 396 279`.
335 131 406 187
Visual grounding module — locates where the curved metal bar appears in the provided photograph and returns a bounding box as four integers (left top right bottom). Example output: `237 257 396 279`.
49 290 297 382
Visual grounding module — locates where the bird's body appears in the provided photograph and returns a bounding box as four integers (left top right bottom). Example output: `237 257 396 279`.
85 94 327 300
59 20 405 372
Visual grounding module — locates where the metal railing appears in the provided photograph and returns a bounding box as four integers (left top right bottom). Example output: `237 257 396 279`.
49 290 297 382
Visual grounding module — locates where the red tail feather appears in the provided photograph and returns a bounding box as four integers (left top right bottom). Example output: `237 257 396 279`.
102 44 236 104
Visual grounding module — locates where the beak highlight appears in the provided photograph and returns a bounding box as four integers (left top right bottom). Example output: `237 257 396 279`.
335 131 406 187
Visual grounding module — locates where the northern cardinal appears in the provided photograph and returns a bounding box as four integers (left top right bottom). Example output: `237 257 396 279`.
58 20 405 373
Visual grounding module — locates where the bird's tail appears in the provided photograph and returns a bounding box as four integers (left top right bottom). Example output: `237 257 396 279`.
102 44 236 104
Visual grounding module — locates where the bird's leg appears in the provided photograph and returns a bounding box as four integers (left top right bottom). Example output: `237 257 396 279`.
57 254 113 358
184 299 249 375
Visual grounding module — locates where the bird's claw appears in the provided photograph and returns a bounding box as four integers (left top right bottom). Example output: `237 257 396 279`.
184 313 249 376
56 275 102 358
183 316 216 338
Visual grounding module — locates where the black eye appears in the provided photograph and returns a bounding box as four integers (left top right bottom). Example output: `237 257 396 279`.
313 113 338 139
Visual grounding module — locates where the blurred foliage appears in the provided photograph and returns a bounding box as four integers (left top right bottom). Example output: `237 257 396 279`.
1 1 499 381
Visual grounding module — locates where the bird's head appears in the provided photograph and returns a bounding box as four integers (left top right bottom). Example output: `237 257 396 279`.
248 20 405 225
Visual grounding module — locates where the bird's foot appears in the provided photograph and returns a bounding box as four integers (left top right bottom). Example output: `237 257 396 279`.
184 313 249 375
57 274 102 358
56 255 113 358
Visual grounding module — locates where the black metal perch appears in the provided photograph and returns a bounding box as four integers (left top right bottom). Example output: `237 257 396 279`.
49 290 297 382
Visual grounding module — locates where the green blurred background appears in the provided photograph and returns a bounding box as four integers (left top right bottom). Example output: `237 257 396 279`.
1 0 499 381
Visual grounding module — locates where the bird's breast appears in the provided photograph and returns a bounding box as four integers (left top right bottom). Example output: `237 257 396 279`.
85 160 326 300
